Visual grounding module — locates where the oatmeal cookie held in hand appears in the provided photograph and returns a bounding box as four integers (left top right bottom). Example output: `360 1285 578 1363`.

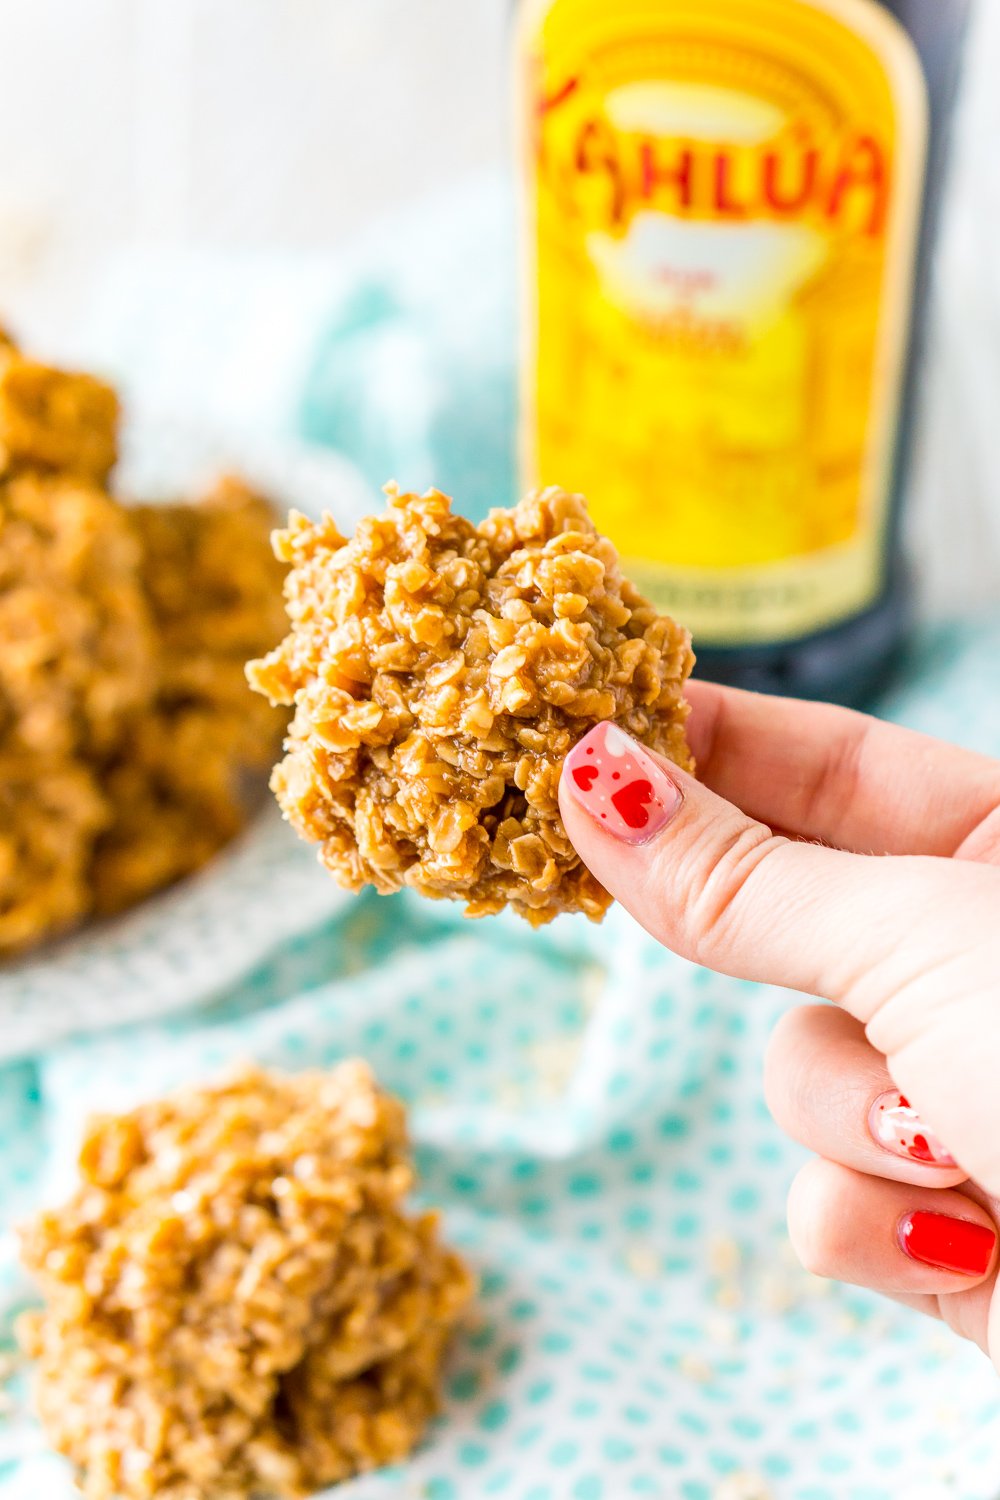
248 485 694 924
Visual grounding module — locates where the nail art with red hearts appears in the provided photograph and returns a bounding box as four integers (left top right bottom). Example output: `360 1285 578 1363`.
868 1091 957 1168
562 722 682 845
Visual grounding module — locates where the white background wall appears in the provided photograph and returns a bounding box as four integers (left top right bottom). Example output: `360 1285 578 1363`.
0 0 996 614
0 0 510 338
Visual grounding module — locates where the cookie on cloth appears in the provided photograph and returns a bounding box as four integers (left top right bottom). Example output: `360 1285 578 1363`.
18 1062 474 1500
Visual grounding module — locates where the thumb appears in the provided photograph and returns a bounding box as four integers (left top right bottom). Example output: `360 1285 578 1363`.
560 721 1000 1192
558 721 997 1029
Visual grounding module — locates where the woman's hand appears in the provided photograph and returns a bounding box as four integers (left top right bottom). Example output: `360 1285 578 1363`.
558 682 1000 1366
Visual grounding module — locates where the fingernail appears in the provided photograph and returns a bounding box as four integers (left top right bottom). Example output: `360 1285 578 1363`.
563 722 682 845
898 1211 996 1277
868 1091 957 1168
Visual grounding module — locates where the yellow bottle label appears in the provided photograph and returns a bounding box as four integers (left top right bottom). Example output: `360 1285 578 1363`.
517 0 929 644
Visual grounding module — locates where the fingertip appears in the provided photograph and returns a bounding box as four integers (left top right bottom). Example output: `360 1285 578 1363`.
762 1004 969 1188
786 1159 998 1297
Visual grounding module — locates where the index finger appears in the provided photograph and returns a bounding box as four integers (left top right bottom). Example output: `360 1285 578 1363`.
686 680 1000 859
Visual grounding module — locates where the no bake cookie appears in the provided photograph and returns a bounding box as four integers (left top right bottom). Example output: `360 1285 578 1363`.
0 331 288 955
19 1063 474 1500
91 480 288 918
249 484 694 925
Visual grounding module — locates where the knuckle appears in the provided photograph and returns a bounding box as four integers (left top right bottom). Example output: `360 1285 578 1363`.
795 712 869 834
953 795 1000 863
763 1007 819 1132
786 1161 848 1280
679 820 785 952
763 1004 850 1133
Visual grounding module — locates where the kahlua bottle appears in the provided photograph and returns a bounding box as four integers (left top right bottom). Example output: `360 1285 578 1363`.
516 0 970 702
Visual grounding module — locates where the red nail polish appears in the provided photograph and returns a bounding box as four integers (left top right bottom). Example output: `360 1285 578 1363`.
563 722 682 845
898 1211 996 1277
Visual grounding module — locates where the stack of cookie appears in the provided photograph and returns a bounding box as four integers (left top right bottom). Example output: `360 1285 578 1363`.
0 336 287 956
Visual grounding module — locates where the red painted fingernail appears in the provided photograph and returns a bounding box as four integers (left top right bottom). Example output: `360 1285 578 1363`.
898 1211 996 1277
869 1091 957 1168
563 722 682 846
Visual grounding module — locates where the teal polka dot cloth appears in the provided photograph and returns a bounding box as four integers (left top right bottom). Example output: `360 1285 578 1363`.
1 623 1000 1499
